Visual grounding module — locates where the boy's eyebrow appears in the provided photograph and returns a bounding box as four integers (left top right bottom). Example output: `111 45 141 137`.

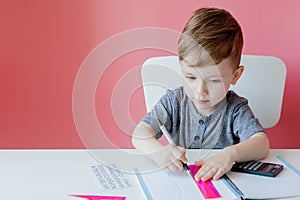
182 71 196 75
206 75 223 78
182 70 198 76
181 59 196 68
185 63 195 68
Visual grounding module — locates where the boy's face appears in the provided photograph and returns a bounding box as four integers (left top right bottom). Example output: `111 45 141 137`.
180 57 243 116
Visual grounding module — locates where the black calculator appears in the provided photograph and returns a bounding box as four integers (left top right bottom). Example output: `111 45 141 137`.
231 160 284 177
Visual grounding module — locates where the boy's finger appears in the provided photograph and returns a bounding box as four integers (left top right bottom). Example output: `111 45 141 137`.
174 160 184 171
172 146 187 161
201 167 217 181
194 164 210 181
194 160 205 166
213 167 226 180
168 163 180 172
178 153 188 164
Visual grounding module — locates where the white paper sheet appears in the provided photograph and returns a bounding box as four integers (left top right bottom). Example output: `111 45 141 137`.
139 169 238 200
227 156 300 199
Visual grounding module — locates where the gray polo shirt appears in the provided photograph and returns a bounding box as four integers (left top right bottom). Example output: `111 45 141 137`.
142 87 264 149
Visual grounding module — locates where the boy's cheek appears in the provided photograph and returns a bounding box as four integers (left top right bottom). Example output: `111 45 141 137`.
210 90 227 105
182 82 194 95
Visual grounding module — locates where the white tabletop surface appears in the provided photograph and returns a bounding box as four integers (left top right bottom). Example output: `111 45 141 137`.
1 149 299 200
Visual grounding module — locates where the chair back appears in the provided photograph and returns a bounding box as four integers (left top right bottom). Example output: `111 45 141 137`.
141 55 286 128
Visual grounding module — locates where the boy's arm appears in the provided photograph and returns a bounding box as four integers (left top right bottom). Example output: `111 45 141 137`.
132 122 188 172
132 122 164 154
225 131 270 162
195 131 269 181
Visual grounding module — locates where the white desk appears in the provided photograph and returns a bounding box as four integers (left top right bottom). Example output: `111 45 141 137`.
1 149 299 200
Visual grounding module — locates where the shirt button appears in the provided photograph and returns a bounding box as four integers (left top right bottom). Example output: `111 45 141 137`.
199 120 204 125
194 135 200 141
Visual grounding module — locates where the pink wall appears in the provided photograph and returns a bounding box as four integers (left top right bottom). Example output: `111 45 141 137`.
1 0 300 149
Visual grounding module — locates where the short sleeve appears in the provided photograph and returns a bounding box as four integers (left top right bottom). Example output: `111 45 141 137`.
141 89 178 139
232 99 265 141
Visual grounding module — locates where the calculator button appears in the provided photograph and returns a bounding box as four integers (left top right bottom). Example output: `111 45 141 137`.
237 163 246 168
253 162 263 171
248 162 256 170
248 161 259 170
244 161 255 169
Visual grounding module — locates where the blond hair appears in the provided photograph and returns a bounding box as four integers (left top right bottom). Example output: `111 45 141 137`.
178 7 243 68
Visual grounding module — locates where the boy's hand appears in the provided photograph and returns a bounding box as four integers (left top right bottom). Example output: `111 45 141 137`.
194 149 235 181
152 144 188 172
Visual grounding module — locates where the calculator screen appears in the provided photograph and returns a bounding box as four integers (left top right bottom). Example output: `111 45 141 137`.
259 163 274 172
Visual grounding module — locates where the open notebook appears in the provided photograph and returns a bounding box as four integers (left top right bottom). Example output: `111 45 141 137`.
134 156 300 200
134 168 238 200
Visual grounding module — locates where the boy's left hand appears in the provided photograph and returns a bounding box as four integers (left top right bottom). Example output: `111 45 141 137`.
194 149 235 181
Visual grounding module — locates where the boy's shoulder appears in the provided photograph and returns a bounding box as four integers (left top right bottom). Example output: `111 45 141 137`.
226 90 249 108
164 86 185 98
161 86 189 108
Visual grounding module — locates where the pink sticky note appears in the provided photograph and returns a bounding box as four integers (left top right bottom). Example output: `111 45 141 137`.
70 194 126 200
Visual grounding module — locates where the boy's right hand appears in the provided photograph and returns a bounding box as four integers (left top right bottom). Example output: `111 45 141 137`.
152 144 188 172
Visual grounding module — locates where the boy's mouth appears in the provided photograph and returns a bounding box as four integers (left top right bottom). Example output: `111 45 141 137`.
197 99 209 104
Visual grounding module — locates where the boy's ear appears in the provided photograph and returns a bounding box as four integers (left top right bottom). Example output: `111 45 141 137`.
231 65 244 85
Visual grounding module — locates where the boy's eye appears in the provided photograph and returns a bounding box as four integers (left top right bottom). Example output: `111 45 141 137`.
209 79 222 83
186 76 196 80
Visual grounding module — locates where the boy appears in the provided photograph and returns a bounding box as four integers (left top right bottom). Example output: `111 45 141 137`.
132 7 269 181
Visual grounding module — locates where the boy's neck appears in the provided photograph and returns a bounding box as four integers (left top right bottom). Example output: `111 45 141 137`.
195 95 228 117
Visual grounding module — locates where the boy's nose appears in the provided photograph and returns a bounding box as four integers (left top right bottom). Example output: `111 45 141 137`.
195 80 208 96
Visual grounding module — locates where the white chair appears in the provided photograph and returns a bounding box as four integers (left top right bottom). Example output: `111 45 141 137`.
141 55 286 128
